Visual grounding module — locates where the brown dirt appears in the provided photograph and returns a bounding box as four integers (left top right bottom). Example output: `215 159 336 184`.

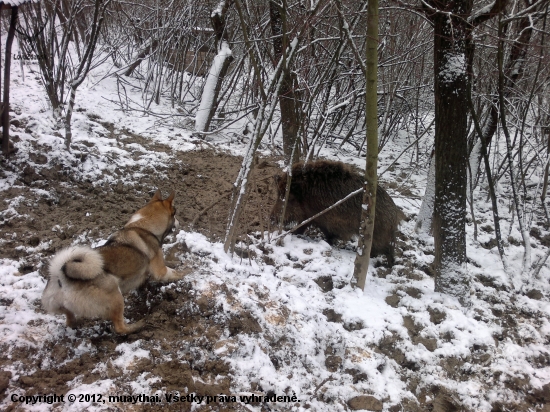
0 132 281 410
1 278 256 411
0 146 281 269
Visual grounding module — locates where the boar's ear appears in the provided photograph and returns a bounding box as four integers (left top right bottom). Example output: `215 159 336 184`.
166 191 175 203
152 189 162 201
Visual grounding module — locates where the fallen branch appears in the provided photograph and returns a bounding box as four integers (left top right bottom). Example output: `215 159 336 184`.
271 188 363 243
314 375 334 395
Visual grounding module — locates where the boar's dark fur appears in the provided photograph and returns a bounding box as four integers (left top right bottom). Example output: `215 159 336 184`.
271 160 406 263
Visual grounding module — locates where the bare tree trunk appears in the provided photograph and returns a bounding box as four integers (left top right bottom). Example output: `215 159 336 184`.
65 86 76 150
1 16 3 104
469 0 533 184
421 0 507 245
352 0 378 290
224 0 300 254
19 0 108 117
497 15 531 281
1 6 18 157
430 0 473 303
542 130 550 224
467 73 508 273
275 121 303 236
270 0 300 163
64 0 110 150
416 151 435 235
195 0 234 133
415 2 510 300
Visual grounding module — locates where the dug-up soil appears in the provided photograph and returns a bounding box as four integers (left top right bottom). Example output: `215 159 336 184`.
0 132 283 411
0 147 280 262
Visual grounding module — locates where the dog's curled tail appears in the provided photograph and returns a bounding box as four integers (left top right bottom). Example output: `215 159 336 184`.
49 246 104 280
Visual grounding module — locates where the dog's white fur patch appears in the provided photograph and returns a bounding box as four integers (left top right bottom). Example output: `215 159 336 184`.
126 212 143 225
49 246 104 280
42 246 106 317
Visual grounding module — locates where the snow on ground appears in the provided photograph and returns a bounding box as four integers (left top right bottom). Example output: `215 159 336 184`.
172 223 550 410
0 40 549 412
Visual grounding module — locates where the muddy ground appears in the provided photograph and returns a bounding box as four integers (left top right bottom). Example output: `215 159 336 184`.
0 144 280 263
0 124 287 411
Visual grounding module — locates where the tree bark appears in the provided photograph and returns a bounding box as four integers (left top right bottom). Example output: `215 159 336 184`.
64 0 110 150
430 0 473 302
2 6 18 157
352 0 378 290
195 0 234 133
270 0 301 163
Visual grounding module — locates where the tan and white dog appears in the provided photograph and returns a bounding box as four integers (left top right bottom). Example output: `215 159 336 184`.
42 190 184 334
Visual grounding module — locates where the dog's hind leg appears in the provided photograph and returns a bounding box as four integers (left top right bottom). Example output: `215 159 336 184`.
108 294 145 335
60 307 79 329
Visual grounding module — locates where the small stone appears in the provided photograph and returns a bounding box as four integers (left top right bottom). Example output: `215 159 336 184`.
403 316 422 336
428 307 446 325
325 355 342 372
385 294 400 308
213 339 238 356
348 395 383 411
315 275 333 292
535 382 550 403
323 308 342 323
0 370 12 393
405 287 422 299
414 336 437 352
526 289 543 300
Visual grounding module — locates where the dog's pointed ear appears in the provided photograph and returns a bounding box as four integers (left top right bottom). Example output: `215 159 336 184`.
152 189 162 201
166 191 175 203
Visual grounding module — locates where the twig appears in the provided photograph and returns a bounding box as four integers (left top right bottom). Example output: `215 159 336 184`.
532 247 550 279
271 188 363 242
380 117 434 177
314 375 334 394
191 190 232 227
